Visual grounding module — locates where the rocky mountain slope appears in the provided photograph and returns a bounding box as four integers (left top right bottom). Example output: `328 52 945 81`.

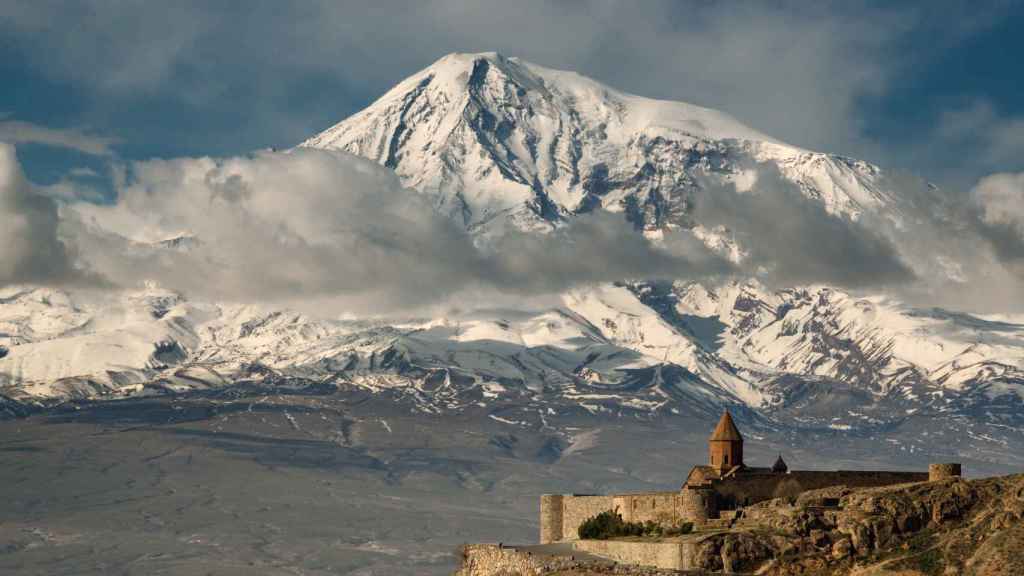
1 53 1022 465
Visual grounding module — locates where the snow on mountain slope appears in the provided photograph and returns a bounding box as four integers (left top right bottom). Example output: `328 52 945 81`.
0 283 757 416
651 280 1024 419
4 277 1019 430
301 52 898 233
0 285 202 398
2 52 1022 442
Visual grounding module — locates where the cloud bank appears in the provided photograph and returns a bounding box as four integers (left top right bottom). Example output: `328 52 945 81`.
0 143 91 285
971 172 1024 275
67 148 734 311
692 167 915 289
5 141 1023 314
0 120 117 155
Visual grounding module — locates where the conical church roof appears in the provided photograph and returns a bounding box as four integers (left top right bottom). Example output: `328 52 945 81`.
709 410 743 442
772 454 789 473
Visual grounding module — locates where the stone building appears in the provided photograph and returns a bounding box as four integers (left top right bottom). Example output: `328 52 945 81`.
540 411 956 544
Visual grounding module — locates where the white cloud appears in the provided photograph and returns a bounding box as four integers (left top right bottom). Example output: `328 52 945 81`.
973 172 1024 231
8 142 1024 313
69 167 101 178
692 166 915 289
938 101 1024 169
68 148 732 311
0 120 118 155
970 172 1024 279
0 143 93 285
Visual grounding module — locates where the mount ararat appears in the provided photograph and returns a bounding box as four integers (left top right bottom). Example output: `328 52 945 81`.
1 52 1022 468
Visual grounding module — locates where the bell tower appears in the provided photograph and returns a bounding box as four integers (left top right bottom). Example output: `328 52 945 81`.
709 410 744 471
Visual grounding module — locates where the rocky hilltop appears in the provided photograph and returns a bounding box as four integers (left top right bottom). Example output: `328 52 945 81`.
457 473 1024 575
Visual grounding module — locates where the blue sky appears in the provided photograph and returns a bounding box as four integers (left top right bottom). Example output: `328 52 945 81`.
2 0 1022 193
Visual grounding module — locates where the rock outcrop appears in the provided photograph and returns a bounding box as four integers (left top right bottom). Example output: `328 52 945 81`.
747 473 1024 575
460 474 1024 575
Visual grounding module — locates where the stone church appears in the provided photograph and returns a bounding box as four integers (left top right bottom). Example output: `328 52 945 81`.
540 411 959 544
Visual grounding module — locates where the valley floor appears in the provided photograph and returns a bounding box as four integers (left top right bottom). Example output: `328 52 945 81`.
0 385 1019 575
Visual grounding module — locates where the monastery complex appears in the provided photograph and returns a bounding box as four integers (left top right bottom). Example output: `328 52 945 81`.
540 411 962 544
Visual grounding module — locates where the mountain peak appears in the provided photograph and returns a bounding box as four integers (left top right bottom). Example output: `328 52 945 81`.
301 54 893 230
432 51 508 66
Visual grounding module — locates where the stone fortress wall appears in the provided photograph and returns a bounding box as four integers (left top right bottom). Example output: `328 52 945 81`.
708 470 929 507
541 470 931 543
457 544 691 576
929 463 963 481
541 494 615 543
539 412 960 545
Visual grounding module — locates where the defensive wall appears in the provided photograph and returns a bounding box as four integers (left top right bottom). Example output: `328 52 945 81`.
573 539 692 570
541 470 933 544
456 544 599 576
541 494 615 543
708 470 930 508
457 544 689 575
929 463 962 481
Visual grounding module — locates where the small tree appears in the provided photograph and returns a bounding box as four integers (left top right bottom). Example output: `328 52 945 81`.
578 511 661 539
578 510 625 539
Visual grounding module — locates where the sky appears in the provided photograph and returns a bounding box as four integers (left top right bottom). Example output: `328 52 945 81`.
1 0 1023 313
1 0 1022 189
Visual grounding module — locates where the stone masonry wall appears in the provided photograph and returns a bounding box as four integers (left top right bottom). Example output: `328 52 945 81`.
680 486 717 522
929 463 962 481
614 491 681 524
539 494 563 545
456 544 584 576
543 471 931 544
712 471 929 508
574 539 690 570
558 495 614 541
458 544 694 576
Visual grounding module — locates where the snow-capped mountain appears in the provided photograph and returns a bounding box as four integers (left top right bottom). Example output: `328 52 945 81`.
2 278 1021 431
2 52 1022 446
301 52 898 235
0 282 757 417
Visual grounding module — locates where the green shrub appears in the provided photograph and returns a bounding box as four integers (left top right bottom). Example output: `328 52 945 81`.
663 521 694 536
578 510 621 539
577 512 686 539
578 510 644 539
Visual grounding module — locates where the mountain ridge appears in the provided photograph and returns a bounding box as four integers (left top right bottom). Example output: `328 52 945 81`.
1 52 1022 469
